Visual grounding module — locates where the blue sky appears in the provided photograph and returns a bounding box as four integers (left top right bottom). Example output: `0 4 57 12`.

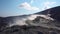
0 0 60 17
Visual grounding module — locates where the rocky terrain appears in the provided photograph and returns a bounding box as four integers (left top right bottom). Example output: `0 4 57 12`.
0 6 60 34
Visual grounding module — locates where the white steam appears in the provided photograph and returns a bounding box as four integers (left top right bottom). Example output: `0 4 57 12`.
8 14 54 27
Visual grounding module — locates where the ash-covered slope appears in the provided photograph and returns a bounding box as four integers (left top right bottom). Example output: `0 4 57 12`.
0 6 60 34
0 16 60 34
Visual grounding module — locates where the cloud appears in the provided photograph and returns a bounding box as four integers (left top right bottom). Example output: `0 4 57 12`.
43 1 56 9
30 0 34 4
19 2 40 11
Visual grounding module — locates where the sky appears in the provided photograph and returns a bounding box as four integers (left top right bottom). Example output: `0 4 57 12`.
0 0 60 17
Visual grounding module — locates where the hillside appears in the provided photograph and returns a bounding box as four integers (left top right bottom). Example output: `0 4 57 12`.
0 6 60 34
